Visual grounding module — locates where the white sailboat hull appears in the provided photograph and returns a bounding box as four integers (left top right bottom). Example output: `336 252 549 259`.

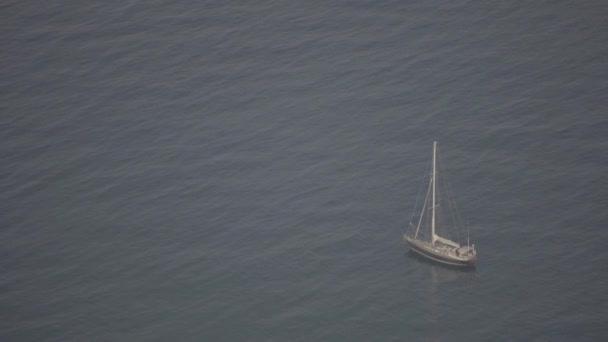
404 234 476 268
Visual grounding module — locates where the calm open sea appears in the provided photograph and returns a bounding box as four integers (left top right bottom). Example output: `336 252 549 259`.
2 1 608 341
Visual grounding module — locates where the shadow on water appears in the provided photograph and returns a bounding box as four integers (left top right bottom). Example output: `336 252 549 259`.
406 250 477 274
405 250 476 340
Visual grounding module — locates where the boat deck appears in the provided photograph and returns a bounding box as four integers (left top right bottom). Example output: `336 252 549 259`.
404 234 476 265
426 241 459 257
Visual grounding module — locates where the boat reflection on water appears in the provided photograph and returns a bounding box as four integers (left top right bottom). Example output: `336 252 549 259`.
407 250 476 340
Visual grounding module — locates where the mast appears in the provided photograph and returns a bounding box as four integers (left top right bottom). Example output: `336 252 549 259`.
431 141 437 246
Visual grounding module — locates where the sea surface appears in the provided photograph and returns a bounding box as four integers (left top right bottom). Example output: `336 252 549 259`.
2 1 608 341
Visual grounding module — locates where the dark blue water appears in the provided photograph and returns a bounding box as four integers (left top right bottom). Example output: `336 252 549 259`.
2 1 608 340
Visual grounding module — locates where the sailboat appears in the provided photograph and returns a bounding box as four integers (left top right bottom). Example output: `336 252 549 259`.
403 141 477 268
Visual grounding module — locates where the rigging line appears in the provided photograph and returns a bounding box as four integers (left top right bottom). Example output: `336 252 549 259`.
436 165 442 235
444 167 458 242
437 146 463 244
408 156 431 227
414 175 433 239
439 163 454 239
424 186 432 242
466 218 470 248
440 148 468 243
